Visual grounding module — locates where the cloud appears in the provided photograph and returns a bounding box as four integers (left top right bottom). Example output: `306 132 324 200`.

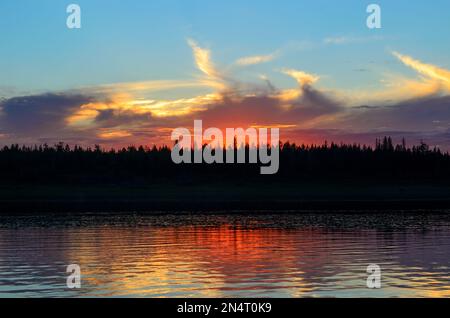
179 76 343 131
299 95 450 149
89 79 213 94
97 130 132 139
324 36 351 45
392 51 450 91
235 53 277 66
323 35 384 45
331 52 450 106
66 93 222 130
342 95 450 132
187 39 219 78
282 69 320 87
1 42 450 150
92 109 153 130
0 93 93 136
338 75 442 107
187 39 229 91
0 86 21 99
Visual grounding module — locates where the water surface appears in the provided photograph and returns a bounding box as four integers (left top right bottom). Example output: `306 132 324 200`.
0 211 449 298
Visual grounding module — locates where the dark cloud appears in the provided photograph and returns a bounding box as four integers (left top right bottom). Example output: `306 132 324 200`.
0 92 171 147
0 93 93 136
179 85 343 129
289 85 342 118
94 109 154 129
0 87 449 150
340 95 450 132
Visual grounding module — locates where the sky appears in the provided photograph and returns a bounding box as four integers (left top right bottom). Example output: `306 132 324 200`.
1 0 450 149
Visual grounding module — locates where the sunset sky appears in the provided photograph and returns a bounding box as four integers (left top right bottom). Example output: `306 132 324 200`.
1 0 450 149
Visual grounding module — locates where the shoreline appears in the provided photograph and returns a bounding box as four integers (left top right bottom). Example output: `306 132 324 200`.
1 183 449 213
1 199 450 213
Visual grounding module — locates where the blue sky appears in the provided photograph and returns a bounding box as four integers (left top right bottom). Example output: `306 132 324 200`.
1 0 450 93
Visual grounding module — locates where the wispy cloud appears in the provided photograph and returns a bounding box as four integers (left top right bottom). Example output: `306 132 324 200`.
187 39 228 91
335 51 450 106
98 130 132 139
324 36 350 45
187 39 219 78
282 69 320 87
2 40 450 149
90 80 212 94
66 93 222 128
324 35 384 45
392 51 450 90
235 53 277 66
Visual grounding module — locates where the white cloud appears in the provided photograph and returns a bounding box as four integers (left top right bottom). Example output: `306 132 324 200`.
235 53 277 66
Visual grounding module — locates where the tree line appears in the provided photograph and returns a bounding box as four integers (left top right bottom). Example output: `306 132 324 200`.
0 137 449 185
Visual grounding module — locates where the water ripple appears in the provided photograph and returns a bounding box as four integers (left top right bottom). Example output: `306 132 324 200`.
0 211 450 297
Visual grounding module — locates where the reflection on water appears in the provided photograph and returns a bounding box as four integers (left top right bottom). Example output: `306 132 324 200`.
0 212 450 298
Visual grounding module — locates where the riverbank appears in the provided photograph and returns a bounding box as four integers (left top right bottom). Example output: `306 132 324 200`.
1 183 449 213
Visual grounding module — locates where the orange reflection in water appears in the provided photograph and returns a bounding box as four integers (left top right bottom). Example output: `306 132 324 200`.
52 222 450 297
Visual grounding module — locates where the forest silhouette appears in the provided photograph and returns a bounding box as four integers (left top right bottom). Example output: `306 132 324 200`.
0 136 449 186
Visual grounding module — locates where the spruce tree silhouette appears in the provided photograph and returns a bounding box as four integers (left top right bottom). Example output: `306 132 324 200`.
0 137 448 185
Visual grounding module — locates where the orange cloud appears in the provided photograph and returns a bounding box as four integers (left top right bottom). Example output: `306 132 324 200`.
187 39 218 78
5 41 449 149
98 130 132 139
282 69 320 87
92 80 212 94
393 51 450 90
